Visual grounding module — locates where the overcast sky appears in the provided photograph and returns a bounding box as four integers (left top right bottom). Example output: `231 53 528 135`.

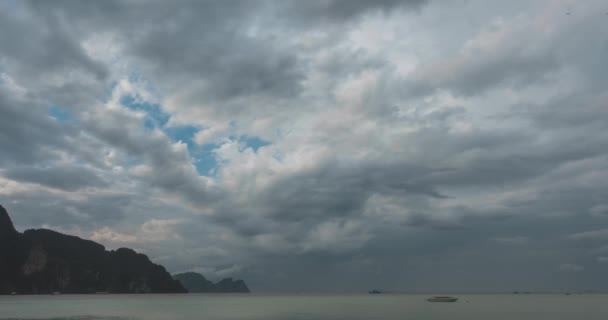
1 0 608 292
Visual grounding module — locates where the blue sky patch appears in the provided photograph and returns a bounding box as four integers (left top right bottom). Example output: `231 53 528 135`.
165 125 198 149
48 106 73 123
121 95 169 129
119 93 268 176
164 125 221 177
119 94 220 176
240 135 270 152
191 143 221 176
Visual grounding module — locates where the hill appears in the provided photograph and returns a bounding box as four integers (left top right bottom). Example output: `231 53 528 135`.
173 272 250 293
0 205 187 294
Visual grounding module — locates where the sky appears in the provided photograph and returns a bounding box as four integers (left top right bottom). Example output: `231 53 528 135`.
1 0 608 293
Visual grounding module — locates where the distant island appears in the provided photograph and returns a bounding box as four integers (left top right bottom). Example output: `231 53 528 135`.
173 272 250 293
0 205 186 294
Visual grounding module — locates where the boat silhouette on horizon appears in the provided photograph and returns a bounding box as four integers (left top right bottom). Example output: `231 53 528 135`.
427 296 458 302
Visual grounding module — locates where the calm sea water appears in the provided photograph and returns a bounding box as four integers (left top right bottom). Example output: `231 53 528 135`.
1 294 607 320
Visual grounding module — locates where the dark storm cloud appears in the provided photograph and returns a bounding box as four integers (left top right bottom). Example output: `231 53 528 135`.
0 8 107 81
0 87 120 176
22 0 429 105
210 210 606 292
1 165 107 192
131 22 303 100
257 161 447 221
199 159 450 245
25 0 303 101
0 91 72 166
1 192 131 230
417 131 608 188
278 0 427 24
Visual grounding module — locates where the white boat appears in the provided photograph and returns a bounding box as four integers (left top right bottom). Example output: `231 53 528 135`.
427 296 458 302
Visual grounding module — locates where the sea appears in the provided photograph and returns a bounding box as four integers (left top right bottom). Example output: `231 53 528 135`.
1 294 607 320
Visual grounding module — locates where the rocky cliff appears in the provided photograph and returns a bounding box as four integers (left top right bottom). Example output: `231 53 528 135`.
0 205 187 294
173 272 250 293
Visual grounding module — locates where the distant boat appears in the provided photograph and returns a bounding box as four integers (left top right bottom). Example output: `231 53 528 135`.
368 290 382 294
52 291 61 295
10 292 16 295
427 296 458 302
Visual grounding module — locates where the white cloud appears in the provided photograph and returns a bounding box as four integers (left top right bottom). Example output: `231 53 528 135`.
193 123 231 145
89 218 183 248
140 218 183 241
90 227 138 244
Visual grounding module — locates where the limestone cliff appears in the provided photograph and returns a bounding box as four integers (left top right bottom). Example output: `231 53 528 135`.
0 205 17 237
0 205 187 294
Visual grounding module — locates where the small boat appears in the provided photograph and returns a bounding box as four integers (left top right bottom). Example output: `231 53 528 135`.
368 290 382 294
427 296 458 302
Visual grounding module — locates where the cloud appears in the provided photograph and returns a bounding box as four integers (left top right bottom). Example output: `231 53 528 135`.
1 0 608 292
569 229 608 241
80 84 221 206
90 218 182 247
493 236 528 245
590 205 608 217
0 191 132 229
140 218 183 241
278 0 428 25
301 220 372 254
0 89 75 166
1 165 106 191
558 264 584 272
90 227 137 244
0 7 107 81
590 245 608 255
